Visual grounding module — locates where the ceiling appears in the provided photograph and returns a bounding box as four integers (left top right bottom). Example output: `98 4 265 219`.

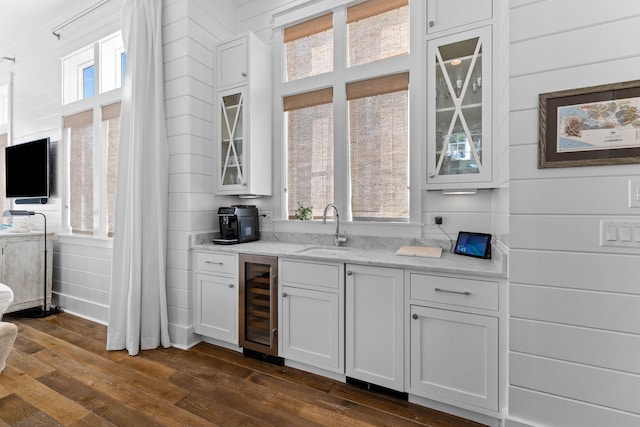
0 0 83 54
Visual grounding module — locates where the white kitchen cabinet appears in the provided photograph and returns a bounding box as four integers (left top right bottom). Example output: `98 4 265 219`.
426 0 492 35
193 251 238 344
2 232 53 313
346 264 404 392
407 272 500 414
279 258 344 374
426 25 494 189
216 36 247 90
410 306 498 411
215 32 271 196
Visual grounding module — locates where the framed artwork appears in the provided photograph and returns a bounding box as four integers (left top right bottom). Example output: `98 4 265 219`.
538 80 640 168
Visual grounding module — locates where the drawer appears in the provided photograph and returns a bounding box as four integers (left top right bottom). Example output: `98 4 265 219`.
409 273 498 311
280 259 341 290
196 252 237 275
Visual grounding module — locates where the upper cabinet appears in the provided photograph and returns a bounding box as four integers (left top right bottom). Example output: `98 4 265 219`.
427 26 493 187
426 0 492 35
217 36 248 89
215 32 272 196
425 0 497 190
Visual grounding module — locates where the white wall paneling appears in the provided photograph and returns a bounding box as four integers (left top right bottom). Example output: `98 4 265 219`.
507 1 640 424
508 387 640 427
510 352 640 414
510 318 640 375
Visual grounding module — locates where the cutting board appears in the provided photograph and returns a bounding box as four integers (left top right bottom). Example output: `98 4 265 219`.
395 245 442 258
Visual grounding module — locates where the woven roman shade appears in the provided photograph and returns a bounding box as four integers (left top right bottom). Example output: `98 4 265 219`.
63 109 93 128
346 72 409 100
102 101 121 121
283 87 334 111
284 13 333 43
347 0 408 23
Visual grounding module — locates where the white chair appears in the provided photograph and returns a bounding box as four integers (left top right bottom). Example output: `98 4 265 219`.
0 283 18 373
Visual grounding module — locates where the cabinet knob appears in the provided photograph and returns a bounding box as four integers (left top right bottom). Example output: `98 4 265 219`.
282 293 288 298
347 271 353 276
428 172 435 178
412 313 419 320
428 20 435 27
228 284 234 288
241 72 247 77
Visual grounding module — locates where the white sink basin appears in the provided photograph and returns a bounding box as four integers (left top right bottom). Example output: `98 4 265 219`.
297 246 353 257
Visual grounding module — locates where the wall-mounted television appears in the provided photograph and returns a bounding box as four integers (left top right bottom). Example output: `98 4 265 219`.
5 137 51 204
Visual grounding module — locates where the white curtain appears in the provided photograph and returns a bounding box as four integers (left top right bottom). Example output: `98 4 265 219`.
107 0 170 356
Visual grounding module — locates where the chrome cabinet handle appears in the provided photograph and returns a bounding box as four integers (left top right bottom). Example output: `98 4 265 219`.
228 284 234 288
412 313 419 320
205 261 223 265
241 72 247 77
428 20 435 27
435 288 471 296
347 271 353 276
282 293 288 298
428 172 435 178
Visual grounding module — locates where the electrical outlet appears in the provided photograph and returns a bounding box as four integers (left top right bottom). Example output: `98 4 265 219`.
435 216 443 225
428 214 443 227
259 210 273 231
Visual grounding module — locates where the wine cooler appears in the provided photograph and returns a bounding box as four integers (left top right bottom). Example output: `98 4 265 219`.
239 254 278 356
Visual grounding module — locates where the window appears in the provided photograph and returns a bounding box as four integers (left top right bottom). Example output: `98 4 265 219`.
83 65 95 99
280 0 411 223
61 32 124 238
347 73 409 220
347 0 409 67
0 133 6 216
64 111 94 234
62 32 125 105
284 13 333 81
0 85 8 216
284 88 334 218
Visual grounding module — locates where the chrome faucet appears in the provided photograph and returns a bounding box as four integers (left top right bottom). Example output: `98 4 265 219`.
323 203 347 246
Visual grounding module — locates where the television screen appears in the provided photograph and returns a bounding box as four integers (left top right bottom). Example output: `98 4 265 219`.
5 137 51 199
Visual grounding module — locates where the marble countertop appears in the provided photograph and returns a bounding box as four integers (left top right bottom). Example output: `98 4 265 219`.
192 240 507 279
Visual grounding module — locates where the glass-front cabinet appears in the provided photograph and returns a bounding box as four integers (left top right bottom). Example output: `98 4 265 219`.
427 26 493 188
215 32 271 196
219 88 246 189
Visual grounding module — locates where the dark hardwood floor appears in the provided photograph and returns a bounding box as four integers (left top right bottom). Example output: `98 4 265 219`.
0 313 485 426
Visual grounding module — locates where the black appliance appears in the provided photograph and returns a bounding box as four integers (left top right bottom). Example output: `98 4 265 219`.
213 205 259 244
5 137 51 204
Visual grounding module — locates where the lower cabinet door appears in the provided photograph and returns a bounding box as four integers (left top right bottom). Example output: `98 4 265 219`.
410 305 498 411
195 273 238 344
346 265 404 391
280 285 343 372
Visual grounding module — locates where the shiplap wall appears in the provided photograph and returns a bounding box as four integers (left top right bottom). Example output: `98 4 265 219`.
163 0 238 347
507 1 640 426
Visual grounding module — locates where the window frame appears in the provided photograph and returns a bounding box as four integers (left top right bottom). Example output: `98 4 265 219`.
273 0 424 238
60 31 124 239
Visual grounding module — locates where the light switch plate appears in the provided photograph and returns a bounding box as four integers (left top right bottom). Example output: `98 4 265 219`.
629 179 640 208
600 220 640 248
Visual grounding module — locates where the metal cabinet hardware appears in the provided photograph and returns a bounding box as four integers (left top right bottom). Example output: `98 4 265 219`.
434 288 471 296
412 313 419 319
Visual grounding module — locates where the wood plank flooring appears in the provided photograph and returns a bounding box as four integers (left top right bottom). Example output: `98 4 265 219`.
0 313 485 426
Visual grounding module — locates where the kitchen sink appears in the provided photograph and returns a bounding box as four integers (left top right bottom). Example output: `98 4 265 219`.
296 246 353 257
